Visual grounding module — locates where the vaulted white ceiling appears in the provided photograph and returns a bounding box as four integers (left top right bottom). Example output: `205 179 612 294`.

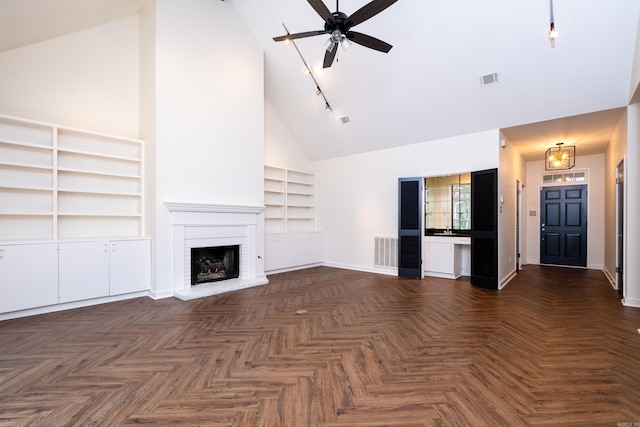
233 0 639 161
1 0 638 162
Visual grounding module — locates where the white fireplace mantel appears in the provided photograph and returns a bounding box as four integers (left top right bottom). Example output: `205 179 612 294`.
165 202 267 300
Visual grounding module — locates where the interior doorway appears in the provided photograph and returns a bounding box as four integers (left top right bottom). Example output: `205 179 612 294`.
616 160 625 298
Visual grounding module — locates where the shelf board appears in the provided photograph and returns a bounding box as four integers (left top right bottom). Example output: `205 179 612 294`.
57 188 142 197
264 177 285 183
0 212 54 216
0 185 53 192
57 147 140 163
287 181 313 186
0 138 53 150
57 167 141 179
57 212 142 217
287 191 313 196
0 161 53 171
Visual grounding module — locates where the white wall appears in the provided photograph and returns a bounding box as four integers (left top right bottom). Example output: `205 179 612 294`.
149 0 265 297
265 99 311 171
498 134 526 287
313 130 499 274
525 154 606 269
629 11 640 102
0 16 139 137
624 103 640 307
603 113 628 283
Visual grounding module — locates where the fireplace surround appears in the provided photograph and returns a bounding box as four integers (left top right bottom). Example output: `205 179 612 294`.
165 202 268 300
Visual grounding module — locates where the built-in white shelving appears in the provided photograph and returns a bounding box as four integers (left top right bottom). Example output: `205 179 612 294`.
263 166 322 272
0 114 144 240
264 166 315 233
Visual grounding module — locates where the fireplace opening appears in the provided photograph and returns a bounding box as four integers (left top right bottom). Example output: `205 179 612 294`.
191 245 240 285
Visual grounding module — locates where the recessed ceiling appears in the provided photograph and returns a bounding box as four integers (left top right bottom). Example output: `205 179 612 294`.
501 107 627 161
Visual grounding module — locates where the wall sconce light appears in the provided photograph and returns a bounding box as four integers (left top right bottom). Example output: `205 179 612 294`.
545 142 575 170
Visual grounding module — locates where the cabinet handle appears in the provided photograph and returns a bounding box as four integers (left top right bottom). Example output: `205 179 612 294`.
0 248 3 260
104 243 108 252
112 243 116 253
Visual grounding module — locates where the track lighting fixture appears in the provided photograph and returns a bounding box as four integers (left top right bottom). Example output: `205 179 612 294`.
549 0 558 47
281 23 338 116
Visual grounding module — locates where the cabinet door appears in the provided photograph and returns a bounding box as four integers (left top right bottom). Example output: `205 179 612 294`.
423 241 431 272
0 244 58 313
58 241 109 303
109 239 151 296
294 232 324 266
430 243 454 274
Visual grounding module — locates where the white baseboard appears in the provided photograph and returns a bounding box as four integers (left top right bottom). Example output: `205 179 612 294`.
322 262 397 276
0 291 150 322
499 269 518 289
622 298 640 309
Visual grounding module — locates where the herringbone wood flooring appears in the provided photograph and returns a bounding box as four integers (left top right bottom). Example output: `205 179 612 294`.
1 265 640 426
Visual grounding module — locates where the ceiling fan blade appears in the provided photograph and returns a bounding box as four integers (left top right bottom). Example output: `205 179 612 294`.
323 45 338 68
307 0 334 24
347 0 398 27
346 31 392 53
273 30 327 42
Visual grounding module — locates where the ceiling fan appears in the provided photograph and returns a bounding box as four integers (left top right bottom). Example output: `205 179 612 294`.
273 0 398 68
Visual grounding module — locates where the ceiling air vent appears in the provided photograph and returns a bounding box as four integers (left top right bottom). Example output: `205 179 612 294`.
479 72 499 86
340 116 351 125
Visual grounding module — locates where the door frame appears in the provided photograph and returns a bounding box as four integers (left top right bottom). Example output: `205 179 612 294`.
616 158 626 298
516 180 524 271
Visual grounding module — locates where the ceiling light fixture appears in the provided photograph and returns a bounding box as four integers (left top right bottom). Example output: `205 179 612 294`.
549 0 558 47
281 23 340 117
545 142 575 170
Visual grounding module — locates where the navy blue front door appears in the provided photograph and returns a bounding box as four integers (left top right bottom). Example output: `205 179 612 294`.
540 185 587 267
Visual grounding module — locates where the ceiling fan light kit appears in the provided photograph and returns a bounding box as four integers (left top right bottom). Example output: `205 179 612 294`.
273 0 397 68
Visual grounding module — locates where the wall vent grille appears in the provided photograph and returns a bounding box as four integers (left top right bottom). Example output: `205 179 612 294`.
374 236 398 269
479 72 499 86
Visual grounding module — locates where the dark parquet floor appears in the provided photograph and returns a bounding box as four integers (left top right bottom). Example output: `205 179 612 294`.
1 265 640 426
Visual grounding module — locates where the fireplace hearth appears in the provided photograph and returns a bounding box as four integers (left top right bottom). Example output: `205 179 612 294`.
191 245 239 285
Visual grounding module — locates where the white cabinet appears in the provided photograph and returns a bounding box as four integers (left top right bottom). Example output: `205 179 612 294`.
59 239 151 302
265 232 324 272
109 239 151 295
59 241 110 303
0 243 58 313
423 236 470 279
